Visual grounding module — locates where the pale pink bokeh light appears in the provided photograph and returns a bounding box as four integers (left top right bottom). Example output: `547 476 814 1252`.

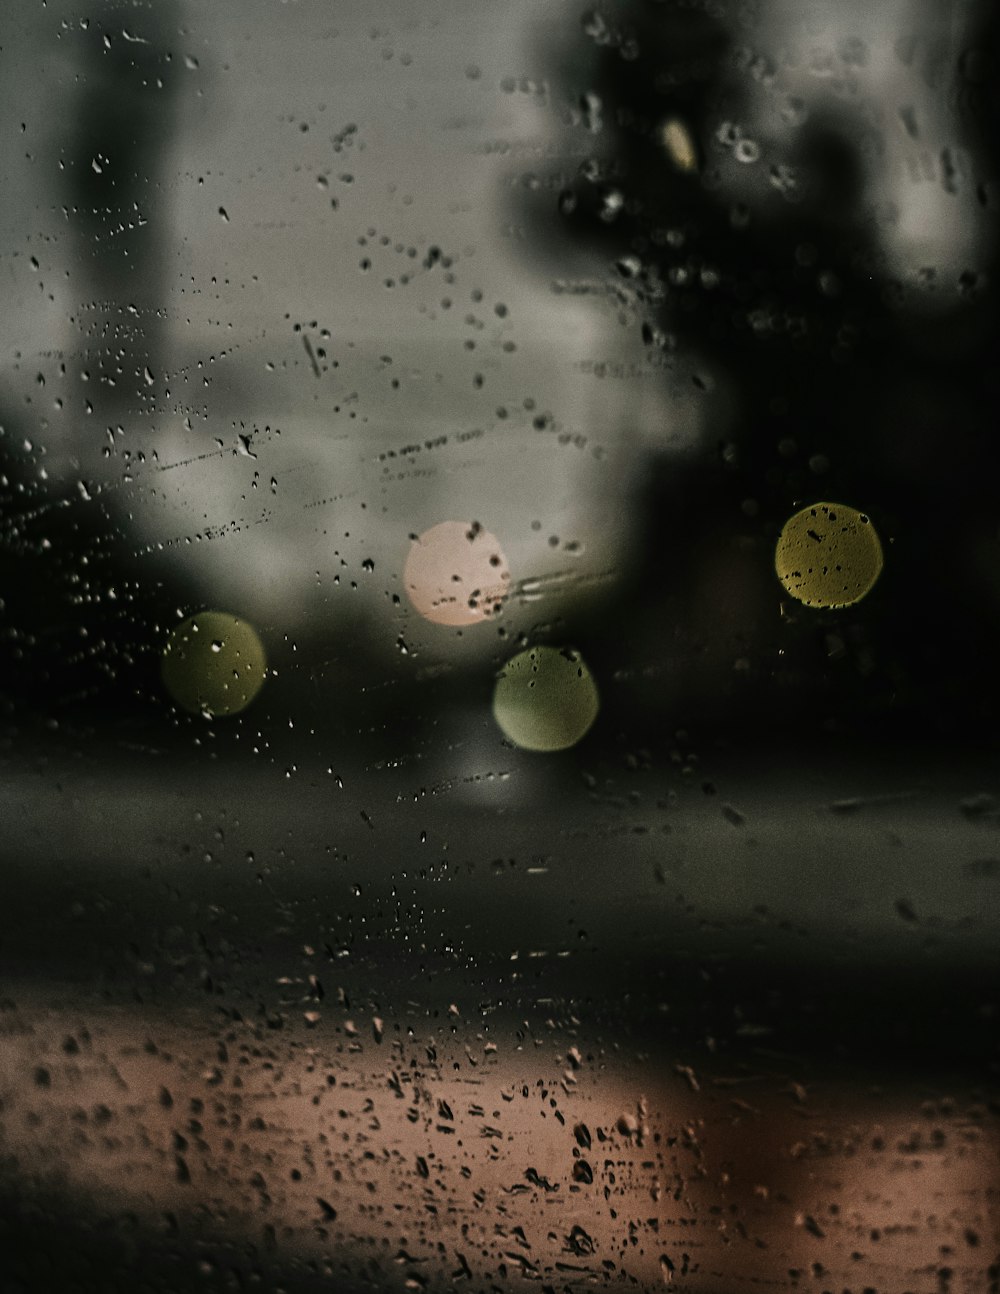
403 520 511 627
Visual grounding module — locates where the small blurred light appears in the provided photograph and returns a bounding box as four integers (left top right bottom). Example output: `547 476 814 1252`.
775 502 883 608
161 611 267 716
492 645 599 752
661 118 698 173
404 520 510 627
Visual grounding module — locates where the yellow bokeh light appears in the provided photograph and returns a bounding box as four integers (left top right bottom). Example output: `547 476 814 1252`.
404 520 510 627
492 645 600 752
775 502 883 609
161 611 267 717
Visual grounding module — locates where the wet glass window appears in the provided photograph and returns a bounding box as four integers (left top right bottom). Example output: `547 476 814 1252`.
2 0 998 1290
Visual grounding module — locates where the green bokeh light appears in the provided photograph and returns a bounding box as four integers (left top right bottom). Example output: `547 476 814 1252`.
161 611 267 717
492 645 600 752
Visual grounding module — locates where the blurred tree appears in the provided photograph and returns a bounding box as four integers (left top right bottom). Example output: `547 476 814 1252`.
0 3 183 727
530 0 1000 744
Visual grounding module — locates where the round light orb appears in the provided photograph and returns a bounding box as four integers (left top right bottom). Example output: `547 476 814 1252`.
404 520 510 627
492 645 600 752
775 502 883 609
161 611 267 717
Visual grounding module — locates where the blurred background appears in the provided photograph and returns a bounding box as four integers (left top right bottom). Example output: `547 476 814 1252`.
1 0 998 1290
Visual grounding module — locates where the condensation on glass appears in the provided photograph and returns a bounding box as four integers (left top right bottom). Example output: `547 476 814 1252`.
1 0 997 1291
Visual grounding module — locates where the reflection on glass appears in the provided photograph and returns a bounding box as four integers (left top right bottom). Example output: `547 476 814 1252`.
403 520 510 627
775 502 883 609
2 0 997 1289
161 611 266 717
492 644 599 751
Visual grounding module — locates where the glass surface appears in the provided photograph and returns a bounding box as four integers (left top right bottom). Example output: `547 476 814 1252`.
2 1 998 1290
